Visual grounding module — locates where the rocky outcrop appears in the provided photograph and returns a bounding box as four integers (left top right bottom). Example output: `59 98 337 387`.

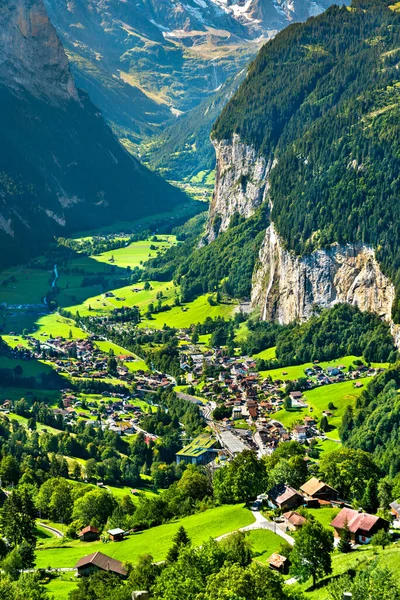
206 135 271 242
0 0 78 103
252 223 396 325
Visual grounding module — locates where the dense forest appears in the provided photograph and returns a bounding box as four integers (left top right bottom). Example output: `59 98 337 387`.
213 0 400 318
145 207 268 301
243 303 398 365
343 364 400 475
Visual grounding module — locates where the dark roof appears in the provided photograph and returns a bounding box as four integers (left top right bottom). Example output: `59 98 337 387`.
330 508 383 533
268 483 303 505
75 552 127 576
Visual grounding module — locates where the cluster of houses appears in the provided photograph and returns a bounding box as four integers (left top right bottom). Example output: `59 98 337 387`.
267 476 389 545
73 475 392 582
49 389 161 439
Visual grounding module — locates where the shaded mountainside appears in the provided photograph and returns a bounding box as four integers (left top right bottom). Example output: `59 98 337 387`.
0 0 186 268
209 0 400 318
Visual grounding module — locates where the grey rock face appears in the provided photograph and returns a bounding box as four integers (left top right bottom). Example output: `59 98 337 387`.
251 223 396 324
0 0 78 103
206 135 270 241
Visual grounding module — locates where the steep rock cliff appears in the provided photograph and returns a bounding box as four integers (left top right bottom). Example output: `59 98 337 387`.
0 0 185 268
0 0 78 103
206 135 271 242
251 223 396 325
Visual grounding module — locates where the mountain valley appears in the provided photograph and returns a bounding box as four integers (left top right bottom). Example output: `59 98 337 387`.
0 1 400 599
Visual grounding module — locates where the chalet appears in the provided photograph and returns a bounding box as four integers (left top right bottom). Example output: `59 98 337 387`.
107 528 125 542
283 511 306 531
289 391 303 402
267 553 288 574
75 552 127 577
330 508 388 544
293 425 307 442
390 501 400 520
267 484 304 510
300 477 338 502
79 526 100 542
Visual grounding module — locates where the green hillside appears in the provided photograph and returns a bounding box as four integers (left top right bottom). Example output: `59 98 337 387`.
213 0 400 317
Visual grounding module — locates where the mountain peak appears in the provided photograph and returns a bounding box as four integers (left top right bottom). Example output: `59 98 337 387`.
0 0 78 103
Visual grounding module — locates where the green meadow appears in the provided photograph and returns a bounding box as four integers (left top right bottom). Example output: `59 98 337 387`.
259 355 388 382
35 505 255 569
273 379 365 439
254 347 277 360
294 545 400 599
140 295 236 330
0 356 52 377
247 529 283 564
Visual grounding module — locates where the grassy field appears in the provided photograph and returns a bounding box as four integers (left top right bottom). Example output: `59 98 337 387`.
35 505 254 569
0 356 52 377
259 355 388 382
94 341 148 372
247 529 283 564
32 313 88 340
273 379 365 439
0 386 61 404
294 544 400 599
254 347 277 360
0 267 51 305
305 507 340 529
43 574 77 599
140 296 236 329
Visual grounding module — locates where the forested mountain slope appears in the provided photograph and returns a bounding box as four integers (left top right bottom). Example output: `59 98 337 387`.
343 364 400 476
0 0 186 268
208 0 400 322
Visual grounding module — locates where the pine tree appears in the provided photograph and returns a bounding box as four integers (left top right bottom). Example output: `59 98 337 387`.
320 416 329 432
362 479 379 514
338 518 352 553
166 526 191 562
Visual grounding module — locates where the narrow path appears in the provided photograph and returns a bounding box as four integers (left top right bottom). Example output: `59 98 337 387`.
215 503 295 546
37 522 63 538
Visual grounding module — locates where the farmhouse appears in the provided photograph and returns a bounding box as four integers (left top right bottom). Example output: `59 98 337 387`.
267 484 304 510
75 552 127 577
300 477 338 502
330 508 388 544
79 525 100 542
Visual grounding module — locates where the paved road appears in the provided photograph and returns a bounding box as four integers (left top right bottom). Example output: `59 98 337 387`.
215 503 295 546
38 522 63 538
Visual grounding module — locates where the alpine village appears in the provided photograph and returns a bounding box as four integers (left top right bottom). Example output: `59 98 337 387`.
0 0 400 598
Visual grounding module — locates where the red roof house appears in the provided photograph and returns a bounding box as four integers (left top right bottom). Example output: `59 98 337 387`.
330 508 388 544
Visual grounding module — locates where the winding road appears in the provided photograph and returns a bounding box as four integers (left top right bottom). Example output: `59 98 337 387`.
37 522 63 538
215 502 295 546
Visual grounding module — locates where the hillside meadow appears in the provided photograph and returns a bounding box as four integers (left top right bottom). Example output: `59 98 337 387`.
35 504 255 569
